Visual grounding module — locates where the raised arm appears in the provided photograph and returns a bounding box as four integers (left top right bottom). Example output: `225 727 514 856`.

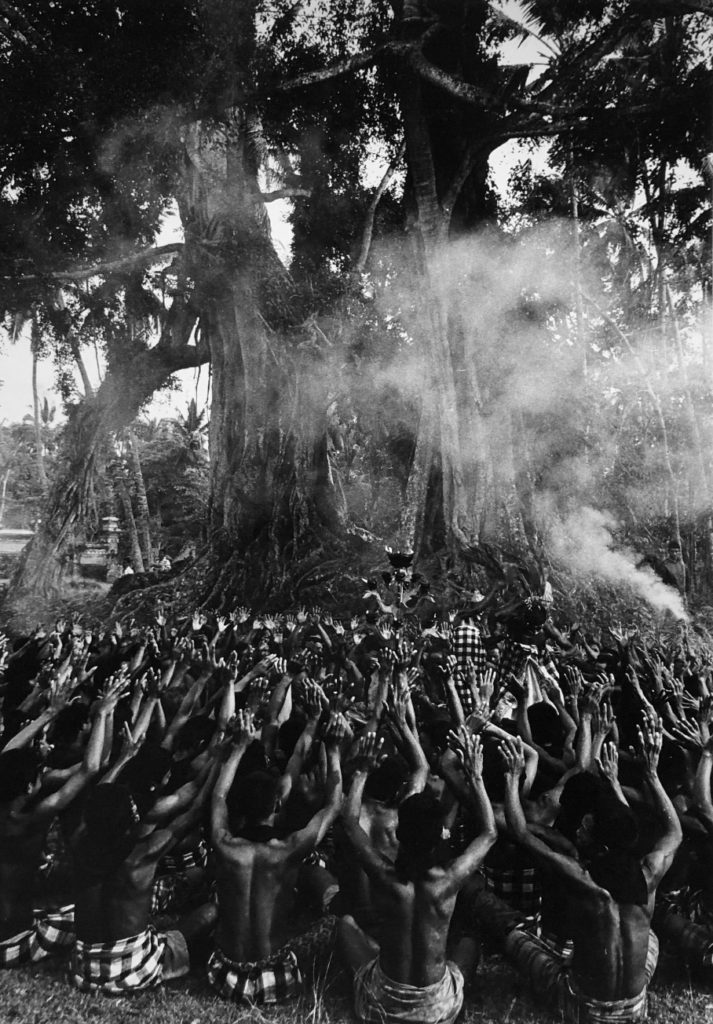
692 739 713 833
31 695 110 819
277 680 323 802
286 713 344 864
638 712 682 889
386 676 428 798
341 732 394 883
501 735 605 899
211 710 256 842
442 730 497 894
161 672 210 751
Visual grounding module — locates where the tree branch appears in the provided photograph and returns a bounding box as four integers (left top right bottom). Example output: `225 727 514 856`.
259 188 311 202
354 141 406 276
273 42 400 93
7 243 184 284
442 144 487 225
409 43 558 116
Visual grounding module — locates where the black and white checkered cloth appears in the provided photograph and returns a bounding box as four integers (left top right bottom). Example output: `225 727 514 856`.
207 944 303 1005
495 637 537 690
70 925 187 993
0 904 74 966
452 623 487 676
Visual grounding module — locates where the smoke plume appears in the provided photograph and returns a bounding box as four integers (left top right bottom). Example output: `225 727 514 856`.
545 504 688 621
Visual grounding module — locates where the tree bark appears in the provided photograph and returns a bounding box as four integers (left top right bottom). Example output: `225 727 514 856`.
115 473 144 573
31 326 49 499
5 314 203 601
126 429 152 568
180 114 341 599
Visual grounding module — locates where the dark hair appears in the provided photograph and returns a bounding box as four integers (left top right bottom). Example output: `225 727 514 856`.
277 717 305 761
84 783 137 845
527 702 565 757
395 791 444 882
0 749 39 803
421 714 452 754
588 851 648 905
364 756 409 805
174 715 214 755
116 741 172 813
555 771 606 842
234 739 270 777
590 795 640 855
78 783 139 877
228 769 280 827
48 704 89 747
481 735 507 803
656 739 689 795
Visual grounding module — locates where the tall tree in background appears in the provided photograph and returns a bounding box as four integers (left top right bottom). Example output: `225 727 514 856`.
0 0 711 605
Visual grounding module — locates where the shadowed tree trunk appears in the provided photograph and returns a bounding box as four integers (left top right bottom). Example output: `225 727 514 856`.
394 6 528 559
126 429 152 568
6 308 203 600
115 472 144 573
178 39 342 600
31 321 49 499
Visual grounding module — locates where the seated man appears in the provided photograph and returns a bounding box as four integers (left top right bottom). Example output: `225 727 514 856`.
208 708 344 1006
0 687 111 968
69 770 216 994
490 717 681 1023
333 682 428 930
339 728 497 1024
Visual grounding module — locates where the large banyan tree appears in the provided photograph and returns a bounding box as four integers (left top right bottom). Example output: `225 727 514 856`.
1 0 712 605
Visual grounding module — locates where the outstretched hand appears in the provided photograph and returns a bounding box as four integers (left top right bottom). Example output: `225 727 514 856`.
595 740 619 786
323 711 347 751
231 709 258 747
636 710 663 775
448 726 483 782
498 734 526 778
353 731 385 771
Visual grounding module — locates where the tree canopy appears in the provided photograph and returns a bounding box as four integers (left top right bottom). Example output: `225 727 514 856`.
1 0 712 612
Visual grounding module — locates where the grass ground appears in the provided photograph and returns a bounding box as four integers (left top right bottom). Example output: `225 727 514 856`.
2 950 713 1024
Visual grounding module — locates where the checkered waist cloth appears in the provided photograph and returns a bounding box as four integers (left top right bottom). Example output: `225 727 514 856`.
483 864 542 917
158 839 208 875
0 904 74 967
207 944 303 1005
70 926 168 994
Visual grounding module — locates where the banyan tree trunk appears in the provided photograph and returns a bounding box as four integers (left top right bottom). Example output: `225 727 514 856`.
180 117 341 600
6 330 202 602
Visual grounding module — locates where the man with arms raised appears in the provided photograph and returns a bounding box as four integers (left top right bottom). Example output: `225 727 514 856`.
209 708 344 1006
339 728 497 1024
0 683 113 968
494 711 680 1023
69 753 216 993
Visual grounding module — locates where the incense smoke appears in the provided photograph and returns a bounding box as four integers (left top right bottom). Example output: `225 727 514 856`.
546 505 688 621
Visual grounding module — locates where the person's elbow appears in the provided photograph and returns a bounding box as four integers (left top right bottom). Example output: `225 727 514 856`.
480 821 498 849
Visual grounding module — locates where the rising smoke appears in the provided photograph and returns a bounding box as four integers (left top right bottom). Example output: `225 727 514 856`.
363 218 703 620
543 503 688 621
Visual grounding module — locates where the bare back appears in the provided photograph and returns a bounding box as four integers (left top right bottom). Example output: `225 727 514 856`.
212 835 301 961
568 886 654 1001
368 865 459 987
338 801 399 927
72 829 172 943
0 803 52 938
